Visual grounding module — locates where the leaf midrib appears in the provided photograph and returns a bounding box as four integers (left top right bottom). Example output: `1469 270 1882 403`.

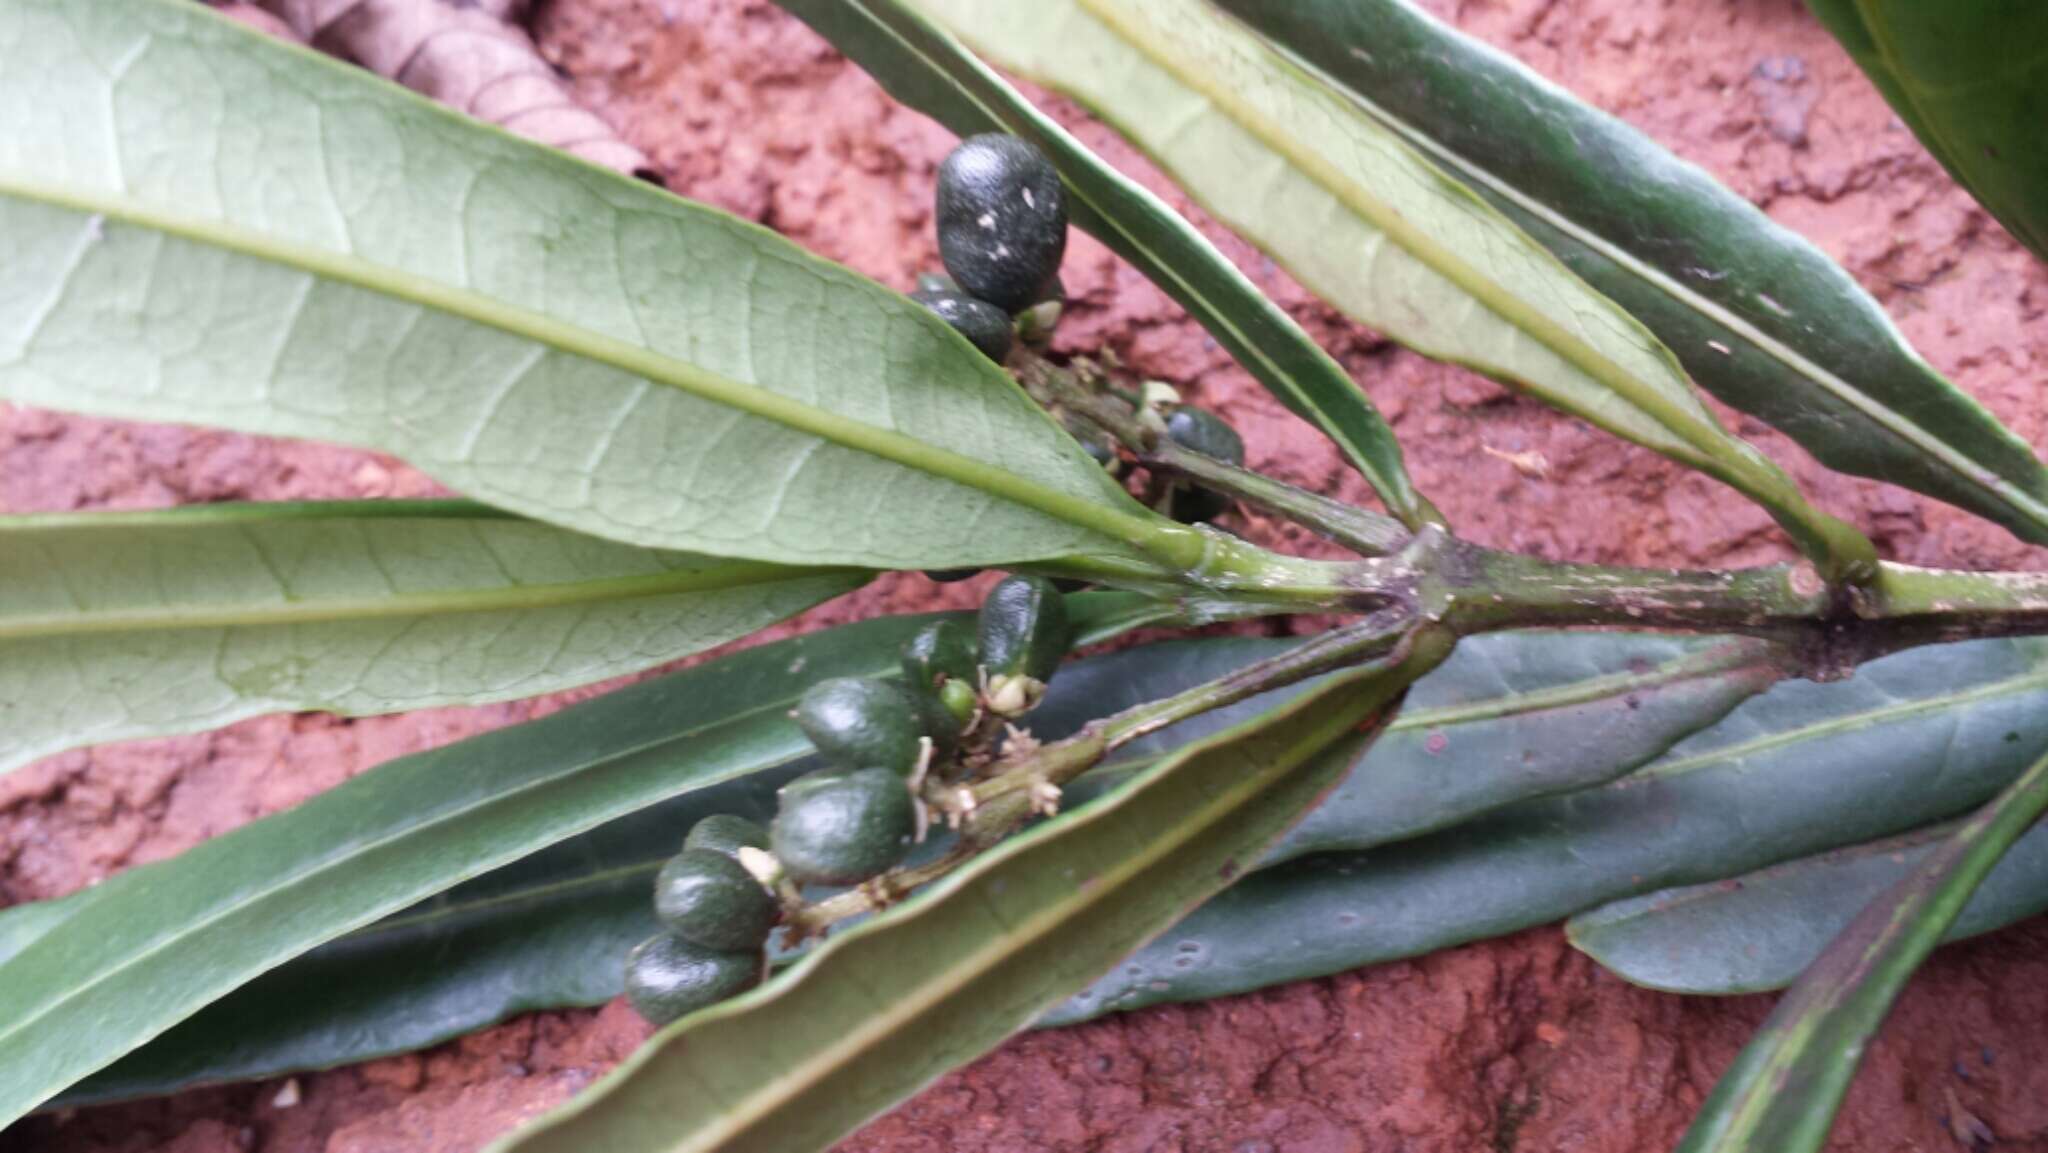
0 176 1171 562
1258 35 2048 532
659 681 1371 1151
1640 665 2048 781
1388 640 1775 732
0 559 852 640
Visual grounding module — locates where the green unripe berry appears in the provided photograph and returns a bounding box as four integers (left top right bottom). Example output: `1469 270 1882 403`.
938 678 978 726
1165 405 1245 465
682 813 769 860
911 287 1014 363
936 134 1068 313
796 677 944 775
901 618 980 692
623 933 762 1026
770 767 917 886
653 848 780 952
977 575 1069 684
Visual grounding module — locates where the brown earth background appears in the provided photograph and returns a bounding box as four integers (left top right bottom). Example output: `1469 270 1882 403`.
5 0 2048 1150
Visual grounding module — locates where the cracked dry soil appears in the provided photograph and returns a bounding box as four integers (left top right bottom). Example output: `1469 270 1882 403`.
5 1 2048 1150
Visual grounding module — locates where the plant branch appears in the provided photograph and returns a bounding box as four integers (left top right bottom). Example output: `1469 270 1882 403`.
784 613 1417 936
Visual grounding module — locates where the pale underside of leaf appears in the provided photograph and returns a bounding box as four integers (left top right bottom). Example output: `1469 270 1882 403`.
913 0 1874 574
492 642 1439 1153
1674 743 2048 1153
0 501 864 774
1047 635 2048 1023
1218 0 2048 546
1567 813 2048 996
777 0 1428 525
0 0 1156 571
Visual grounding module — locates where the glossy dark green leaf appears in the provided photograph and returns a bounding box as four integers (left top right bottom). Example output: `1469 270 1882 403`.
913 0 1876 577
1806 1 2048 264
0 501 864 774
0 0 1172 573
1675 745 2048 1153
0 592 1154 1115
50 629 1777 1103
774 0 1430 527
1569 815 2048 996
1220 0 2048 545
1046 636 2048 1024
491 638 1444 1153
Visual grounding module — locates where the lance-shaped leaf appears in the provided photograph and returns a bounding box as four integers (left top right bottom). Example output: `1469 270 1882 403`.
53 629 1776 1104
1218 0 2048 547
1675 744 2048 1153
0 592 1157 1120
0 0 1175 573
912 0 1875 577
1570 815 2048 996
1046 636 2048 1024
1806 1 2048 265
491 636 1446 1153
774 0 1429 527
0 500 864 775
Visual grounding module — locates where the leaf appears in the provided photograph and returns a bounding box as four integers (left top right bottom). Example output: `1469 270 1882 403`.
0 500 863 775
1674 744 2048 1153
910 0 1876 577
0 0 1172 573
1806 1 2048 264
0 592 1153 1120
774 0 1429 527
24 605 1218 1107
1045 635 2048 1024
54 629 1775 1103
255 0 653 175
490 636 1448 1153
1568 815 2048 996
1218 0 2048 547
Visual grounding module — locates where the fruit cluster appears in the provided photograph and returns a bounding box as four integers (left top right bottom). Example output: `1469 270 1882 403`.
624 576 1071 1025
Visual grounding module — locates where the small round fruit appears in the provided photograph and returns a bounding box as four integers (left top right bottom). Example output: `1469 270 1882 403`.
795 677 931 775
1165 405 1245 465
654 848 780 951
623 933 761 1026
936 134 1067 313
911 288 1014 363
770 768 917 885
938 678 979 726
977 574 1069 683
901 618 980 692
683 813 769 860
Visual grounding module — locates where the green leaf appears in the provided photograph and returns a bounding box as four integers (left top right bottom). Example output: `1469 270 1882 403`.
0 593 1153 1119
1045 635 2048 1024
1218 0 2048 547
491 636 1447 1153
773 0 1429 527
0 0 1175 572
910 0 1875 577
1674 744 2048 1153
19 604 1208 1108
1569 815 2048 996
1806 1 2048 264
53 629 1773 1103
0 500 863 775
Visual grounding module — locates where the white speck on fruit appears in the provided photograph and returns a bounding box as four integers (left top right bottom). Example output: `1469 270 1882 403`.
996 245 1010 258
1022 187 1036 209
978 212 996 230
